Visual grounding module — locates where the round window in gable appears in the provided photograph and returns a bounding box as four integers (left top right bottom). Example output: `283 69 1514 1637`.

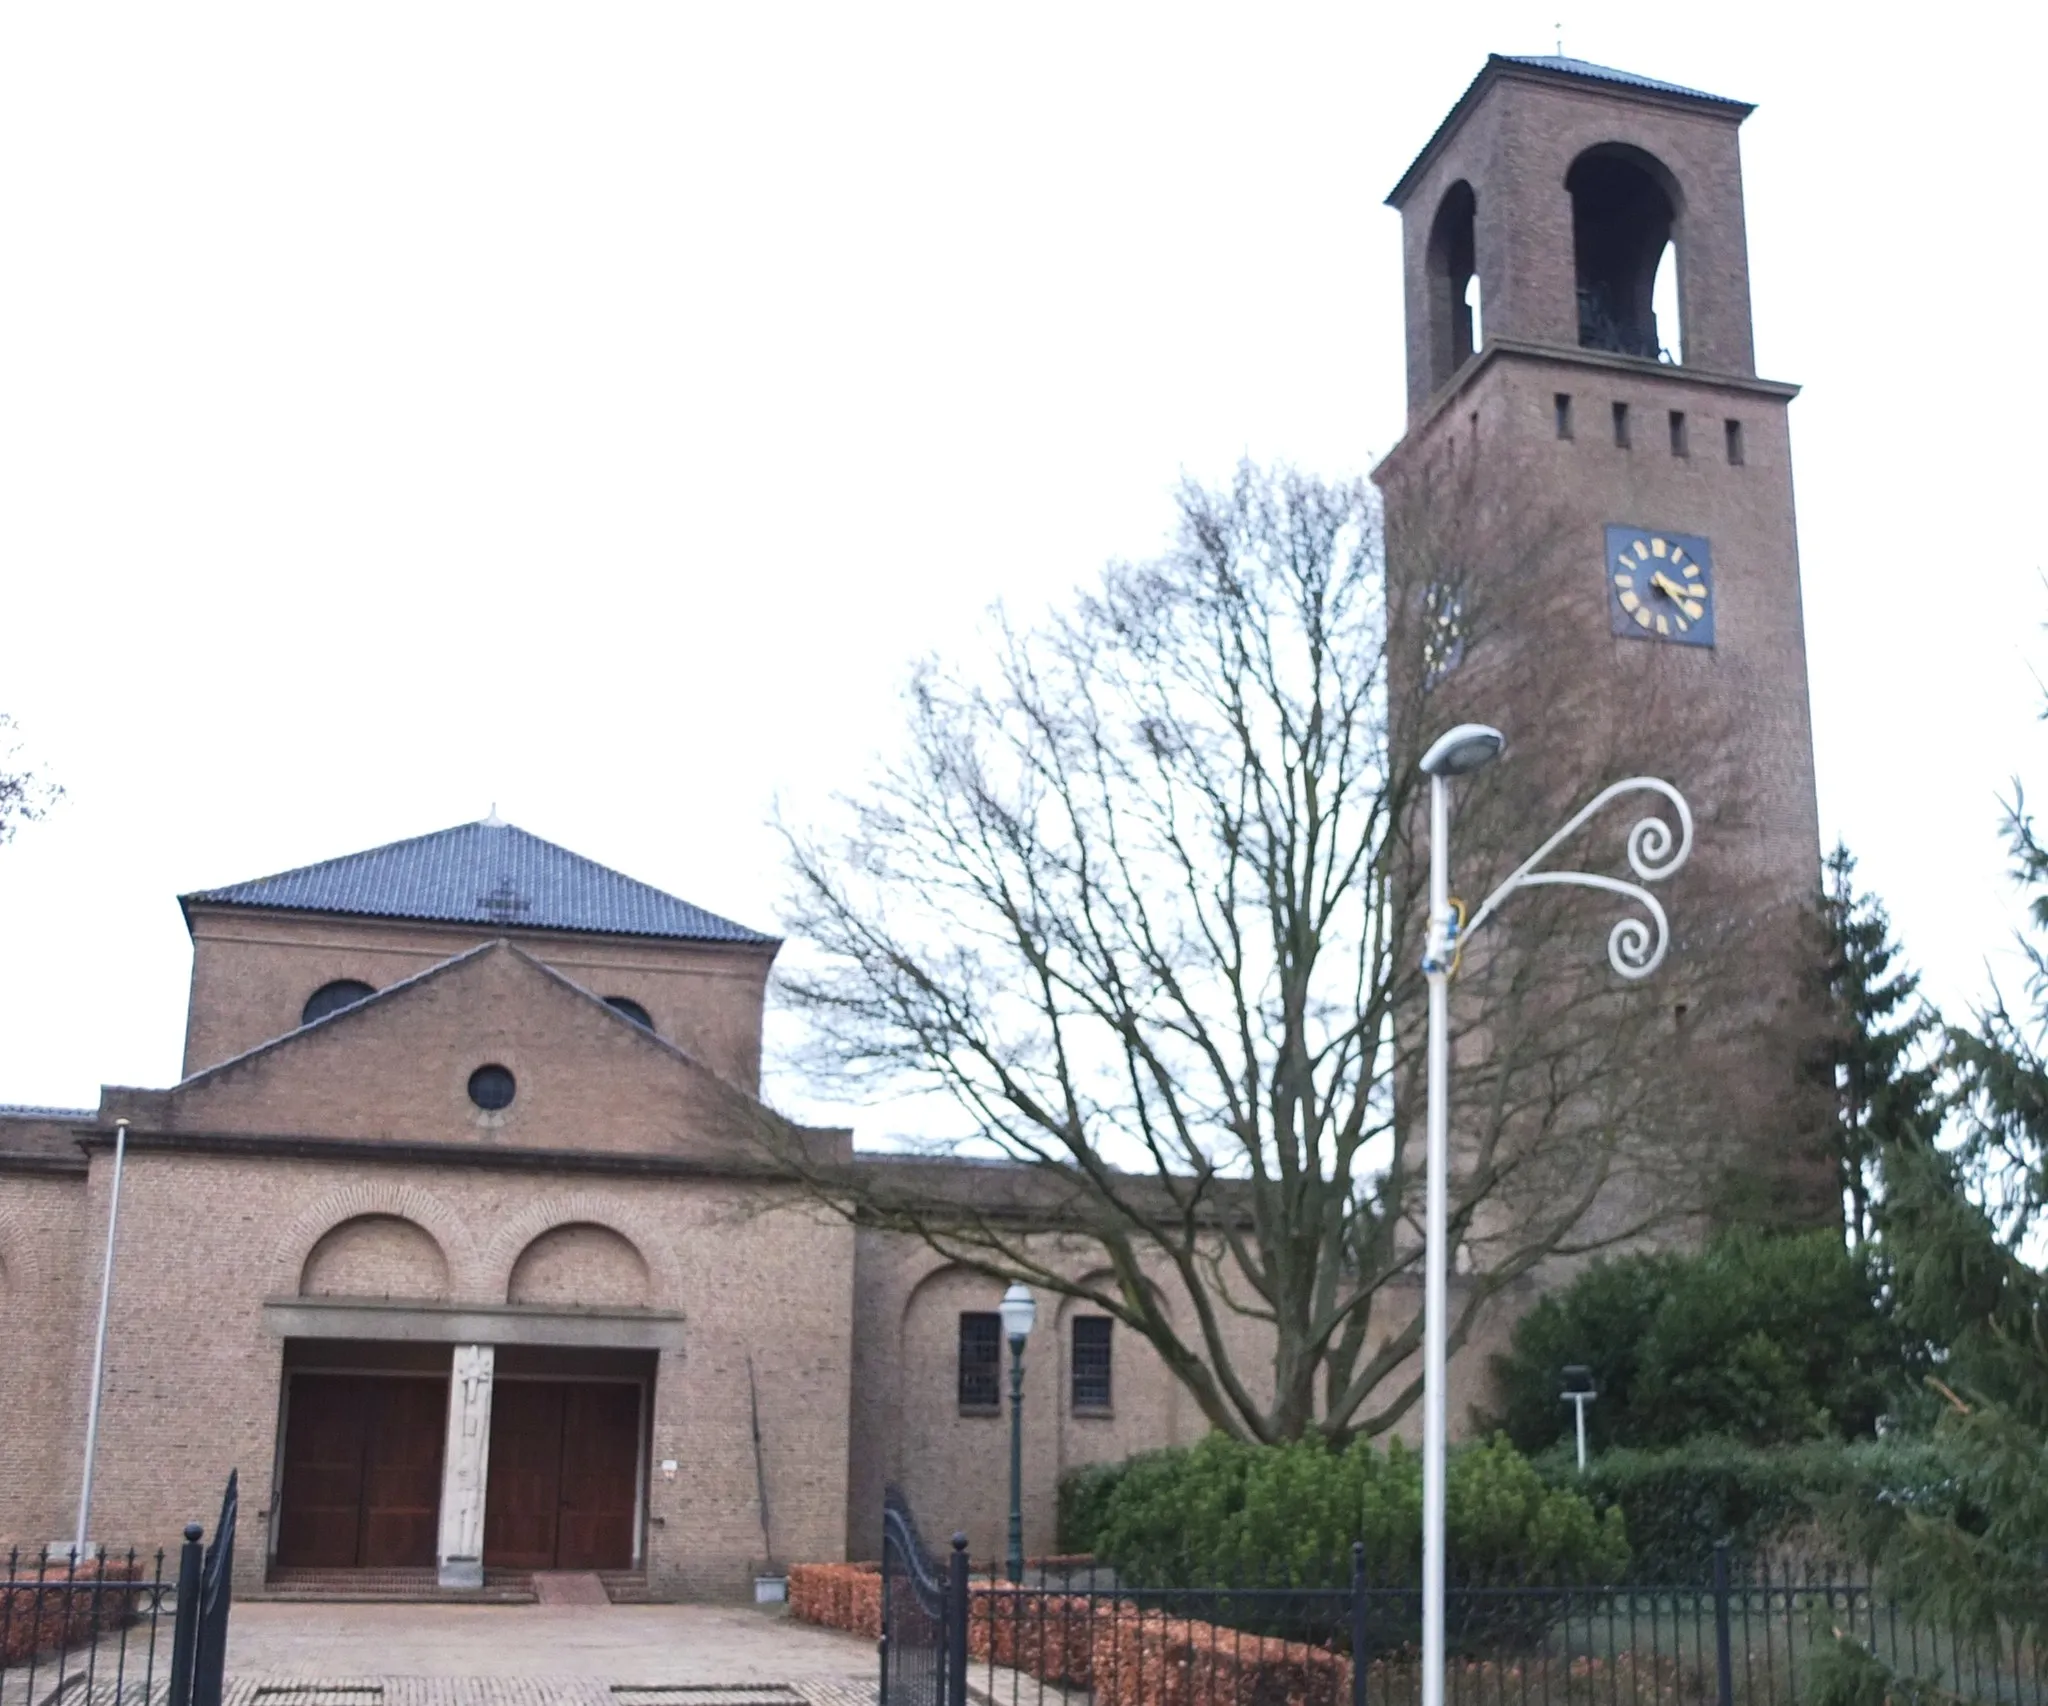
302 980 375 1026
603 996 654 1030
467 1064 517 1111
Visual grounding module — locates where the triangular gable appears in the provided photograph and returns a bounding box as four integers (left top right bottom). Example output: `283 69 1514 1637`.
150 940 777 1159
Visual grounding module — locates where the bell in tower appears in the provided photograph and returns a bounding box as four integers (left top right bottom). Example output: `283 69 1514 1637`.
1376 55 1835 1231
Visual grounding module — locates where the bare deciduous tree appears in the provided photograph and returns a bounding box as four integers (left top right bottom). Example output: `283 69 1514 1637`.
0 714 60 846
772 461 1746 1444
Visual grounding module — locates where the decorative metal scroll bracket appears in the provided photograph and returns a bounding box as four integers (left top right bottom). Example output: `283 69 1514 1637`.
1462 777 1693 979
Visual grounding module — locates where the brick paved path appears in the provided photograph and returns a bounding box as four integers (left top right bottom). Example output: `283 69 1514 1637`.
8 1603 883 1706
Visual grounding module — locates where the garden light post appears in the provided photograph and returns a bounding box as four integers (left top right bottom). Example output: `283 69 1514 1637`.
1418 724 1692 1706
999 1281 1037 1584
1561 1365 1597 1473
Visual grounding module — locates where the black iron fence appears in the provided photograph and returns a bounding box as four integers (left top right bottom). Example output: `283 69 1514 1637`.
881 1485 967 1706
922 1541 2045 1706
0 1471 237 1706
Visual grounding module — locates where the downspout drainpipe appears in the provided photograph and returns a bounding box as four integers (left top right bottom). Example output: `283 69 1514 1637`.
74 1116 128 1558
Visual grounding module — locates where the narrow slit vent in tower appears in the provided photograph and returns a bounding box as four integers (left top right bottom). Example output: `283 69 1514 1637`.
1669 411 1689 457
1555 394 1574 440
1613 402 1631 449
1725 419 1745 465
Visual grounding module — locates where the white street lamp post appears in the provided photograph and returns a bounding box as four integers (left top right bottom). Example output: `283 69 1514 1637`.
1417 724 1692 1706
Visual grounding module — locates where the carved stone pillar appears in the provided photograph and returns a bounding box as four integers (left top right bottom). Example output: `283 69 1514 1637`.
437 1343 494 1589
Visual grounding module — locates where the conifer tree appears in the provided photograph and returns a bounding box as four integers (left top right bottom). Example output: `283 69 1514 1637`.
1815 844 1944 1245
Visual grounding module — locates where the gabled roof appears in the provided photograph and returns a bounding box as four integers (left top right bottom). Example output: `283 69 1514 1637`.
1387 52 1752 208
181 818 777 947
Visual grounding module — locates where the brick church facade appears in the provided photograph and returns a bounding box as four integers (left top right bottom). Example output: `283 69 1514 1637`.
0 819 1224 1597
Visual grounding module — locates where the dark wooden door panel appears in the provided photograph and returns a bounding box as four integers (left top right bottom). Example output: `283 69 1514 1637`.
276 1375 368 1568
361 1378 447 1567
556 1383 640 1570
483 1380 565 1570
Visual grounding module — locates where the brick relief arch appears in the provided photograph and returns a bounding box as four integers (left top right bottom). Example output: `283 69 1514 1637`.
0 1200 44 1302
479 1192 681 1310
270 1182 482 1300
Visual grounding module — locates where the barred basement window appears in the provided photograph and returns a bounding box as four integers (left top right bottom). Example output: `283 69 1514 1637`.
958 1312 1001 1412
1072 1316 1113 1412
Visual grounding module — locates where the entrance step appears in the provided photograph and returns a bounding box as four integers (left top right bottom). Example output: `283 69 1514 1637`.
260 1566 537 1602
534 1570 610 1605
598 1569 669 1604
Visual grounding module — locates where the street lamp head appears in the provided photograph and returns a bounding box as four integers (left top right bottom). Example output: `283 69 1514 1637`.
1562 1364 1596 1396
1420 723 1505 778
999 1282 1037 1346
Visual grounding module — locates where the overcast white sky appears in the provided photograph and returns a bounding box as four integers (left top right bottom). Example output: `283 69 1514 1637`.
2 2 2043 1122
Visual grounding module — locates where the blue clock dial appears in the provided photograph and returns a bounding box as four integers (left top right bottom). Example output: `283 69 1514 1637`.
1607 525 1715 647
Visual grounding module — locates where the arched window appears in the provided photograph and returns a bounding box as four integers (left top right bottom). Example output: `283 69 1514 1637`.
1425 181 1479 390
603 996 654 1030
301 979 375 1026
1567 145 1682 361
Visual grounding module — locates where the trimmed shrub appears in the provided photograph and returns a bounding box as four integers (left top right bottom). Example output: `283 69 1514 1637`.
786 1560 882 1637
1558 1435 1960 1577
1 1556 144 1662
1059 1455 1138 1554
1090 1610 1351 1706
1488 1233 1911 1453
1089 1432 1627 1590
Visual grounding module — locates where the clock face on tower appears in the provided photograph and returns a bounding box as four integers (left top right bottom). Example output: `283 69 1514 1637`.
1606 525 1715 647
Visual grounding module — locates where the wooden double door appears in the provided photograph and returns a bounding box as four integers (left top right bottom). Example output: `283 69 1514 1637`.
482 1380 641 1571
276 1374 447 1568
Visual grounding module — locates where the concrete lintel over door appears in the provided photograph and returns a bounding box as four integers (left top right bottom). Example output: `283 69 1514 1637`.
264 1297 686 1351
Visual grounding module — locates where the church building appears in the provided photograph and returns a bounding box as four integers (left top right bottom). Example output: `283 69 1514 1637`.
0 819 1201 1597
0 51 1826 1599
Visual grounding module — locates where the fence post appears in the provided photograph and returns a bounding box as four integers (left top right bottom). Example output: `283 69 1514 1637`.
1712 1539 1735 1706
191 1471 237 1706
165 1523 203 1706
878 1524 892 1706
1351 1540 1369 1706
946 1534 969 1706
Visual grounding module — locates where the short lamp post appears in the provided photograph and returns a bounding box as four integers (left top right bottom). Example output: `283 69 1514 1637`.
1419 723 1691 1706
999 1281 1037 1585
1561 1365 1597 1473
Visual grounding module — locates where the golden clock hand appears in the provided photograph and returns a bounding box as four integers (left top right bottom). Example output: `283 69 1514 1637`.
1650 572 1700 603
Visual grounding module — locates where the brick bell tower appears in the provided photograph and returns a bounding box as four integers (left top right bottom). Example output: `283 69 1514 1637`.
1375 56 1834 1227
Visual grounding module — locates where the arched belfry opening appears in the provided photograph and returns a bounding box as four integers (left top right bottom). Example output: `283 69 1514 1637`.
1425 180 1479 388
1567 145 1681 361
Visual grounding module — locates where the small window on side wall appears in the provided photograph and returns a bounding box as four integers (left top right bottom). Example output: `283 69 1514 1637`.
958 1312 1001 1412
1725 419 1745 465
1072 1316 1113 1412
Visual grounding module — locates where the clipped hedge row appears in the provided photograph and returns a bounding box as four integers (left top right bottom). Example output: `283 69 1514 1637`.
2 1557 144 1662
786 1561 882 1638
1555 1435 1960 1577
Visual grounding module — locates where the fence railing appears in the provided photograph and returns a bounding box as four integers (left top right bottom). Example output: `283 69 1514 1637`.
0 1471 237 1706
941 1545 2046 1706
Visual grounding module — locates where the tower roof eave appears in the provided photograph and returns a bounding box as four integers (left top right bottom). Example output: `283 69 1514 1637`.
1385 54 1754 211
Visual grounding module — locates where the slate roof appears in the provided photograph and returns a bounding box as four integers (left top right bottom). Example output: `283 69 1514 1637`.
181 819 778 946
1494 55 1747 109
0 1104 95 1120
